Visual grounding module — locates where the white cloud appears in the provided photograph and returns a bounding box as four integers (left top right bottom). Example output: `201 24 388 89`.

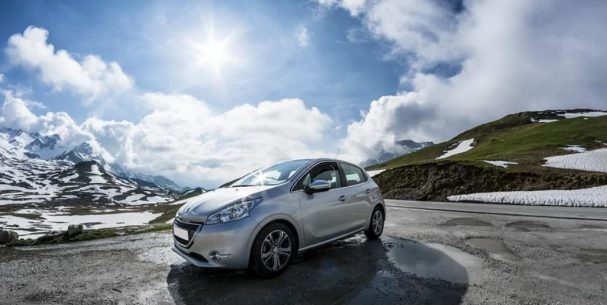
0 73 4 82
331 0 607 162
318 0 368 16
296 26 310 47
0 91 38 131
5 26 133 103
1 91 333 187
123 94 333 186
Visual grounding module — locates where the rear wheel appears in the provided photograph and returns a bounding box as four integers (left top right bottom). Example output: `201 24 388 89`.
249 223 295 277
364 206 384 239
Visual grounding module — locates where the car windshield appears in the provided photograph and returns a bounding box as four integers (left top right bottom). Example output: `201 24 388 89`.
230 160 310 187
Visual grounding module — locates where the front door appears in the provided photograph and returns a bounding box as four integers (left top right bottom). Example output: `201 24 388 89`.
297 162 351 246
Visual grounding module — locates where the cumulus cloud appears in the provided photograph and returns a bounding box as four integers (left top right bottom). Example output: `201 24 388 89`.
0 91 39 130
123 94 332 186
325 0 607 162
1 91 333 187
5 26 133 103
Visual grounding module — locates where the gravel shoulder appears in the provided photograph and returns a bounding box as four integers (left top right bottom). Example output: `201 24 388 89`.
1 202 606 305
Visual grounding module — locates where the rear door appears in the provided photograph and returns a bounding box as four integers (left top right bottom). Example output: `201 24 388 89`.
340 162 374 229
297 162 351 246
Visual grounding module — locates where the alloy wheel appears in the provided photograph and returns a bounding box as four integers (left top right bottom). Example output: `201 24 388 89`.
260 230 292 271
372 210 384 235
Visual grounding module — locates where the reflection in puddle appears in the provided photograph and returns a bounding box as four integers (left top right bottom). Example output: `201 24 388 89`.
388 239 481 284
466 238 520 262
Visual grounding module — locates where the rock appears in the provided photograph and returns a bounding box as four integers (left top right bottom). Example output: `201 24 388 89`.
67 224 84 237
0 230 19 244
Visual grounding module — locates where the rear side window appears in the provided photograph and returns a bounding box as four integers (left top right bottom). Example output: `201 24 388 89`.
341 163 366 186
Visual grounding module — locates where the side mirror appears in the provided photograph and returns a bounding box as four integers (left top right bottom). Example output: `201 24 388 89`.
304 179 331 194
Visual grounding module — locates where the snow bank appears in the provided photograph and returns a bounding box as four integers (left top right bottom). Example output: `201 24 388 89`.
544 148 607 173
437 139 474 159
561 111 607 119
448 185 607 207
483 160 518 168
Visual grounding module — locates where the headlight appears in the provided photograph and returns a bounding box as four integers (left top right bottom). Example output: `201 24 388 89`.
206 197 262 224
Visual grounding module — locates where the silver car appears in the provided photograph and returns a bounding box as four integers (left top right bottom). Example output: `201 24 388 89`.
172 158 386 277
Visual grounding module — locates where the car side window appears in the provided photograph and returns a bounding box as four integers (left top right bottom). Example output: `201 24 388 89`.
297 162 342 190
340 163 366 186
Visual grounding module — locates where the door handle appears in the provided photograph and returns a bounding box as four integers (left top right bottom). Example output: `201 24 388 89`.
338 195 347 201
365 189 371 194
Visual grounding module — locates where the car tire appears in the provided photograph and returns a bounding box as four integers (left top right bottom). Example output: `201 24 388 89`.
364 206 384 240
249 223 296 277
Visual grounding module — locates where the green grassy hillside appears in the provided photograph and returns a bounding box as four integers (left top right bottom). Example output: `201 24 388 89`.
369 110 607 200
370 111 607 170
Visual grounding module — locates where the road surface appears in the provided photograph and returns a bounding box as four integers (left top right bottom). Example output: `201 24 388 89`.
1 200 606 304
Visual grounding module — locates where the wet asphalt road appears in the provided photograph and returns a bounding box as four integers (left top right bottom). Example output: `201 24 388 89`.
1 200 607 305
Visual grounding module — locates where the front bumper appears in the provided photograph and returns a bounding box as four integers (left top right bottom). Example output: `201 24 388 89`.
172 215 258 269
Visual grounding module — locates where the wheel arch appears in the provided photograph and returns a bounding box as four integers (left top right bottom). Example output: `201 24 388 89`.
247 216 301 266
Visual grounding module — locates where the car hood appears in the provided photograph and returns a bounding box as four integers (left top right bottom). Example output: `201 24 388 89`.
176 185 276 223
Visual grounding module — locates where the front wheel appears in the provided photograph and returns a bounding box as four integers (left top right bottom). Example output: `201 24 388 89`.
364 207 384 239
249 223 296 277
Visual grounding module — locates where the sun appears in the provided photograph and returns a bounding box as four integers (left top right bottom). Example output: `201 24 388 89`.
185 25 240 76
197 36 232 72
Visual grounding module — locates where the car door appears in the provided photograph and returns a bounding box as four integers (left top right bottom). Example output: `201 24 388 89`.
340 162 374 229
297 162 352 246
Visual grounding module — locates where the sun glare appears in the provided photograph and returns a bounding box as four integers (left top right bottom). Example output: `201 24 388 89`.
186 25 240 77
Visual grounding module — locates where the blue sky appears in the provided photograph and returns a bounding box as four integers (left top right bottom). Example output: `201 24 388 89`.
0 0 401 124
1 0 606 187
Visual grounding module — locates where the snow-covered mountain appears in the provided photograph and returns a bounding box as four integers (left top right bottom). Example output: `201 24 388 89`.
362 139 434 167
0 128 179 206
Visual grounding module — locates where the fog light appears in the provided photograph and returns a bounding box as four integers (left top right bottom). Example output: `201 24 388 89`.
208 250 230 262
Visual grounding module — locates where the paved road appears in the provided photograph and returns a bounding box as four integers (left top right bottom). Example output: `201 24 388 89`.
387 199 607 221
1 201 606 304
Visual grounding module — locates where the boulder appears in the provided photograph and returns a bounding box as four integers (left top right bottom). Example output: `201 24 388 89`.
67 224 84 237
0 230 19 244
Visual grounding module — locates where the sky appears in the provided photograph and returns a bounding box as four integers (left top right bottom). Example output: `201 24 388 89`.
1 0 606 187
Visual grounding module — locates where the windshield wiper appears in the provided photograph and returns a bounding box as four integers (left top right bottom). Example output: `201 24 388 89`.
231 184 257 187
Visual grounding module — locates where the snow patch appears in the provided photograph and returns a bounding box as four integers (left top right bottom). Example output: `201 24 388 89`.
544 148 607 173
0 211 161 239
483 160 518 168
538 119 558 123
448 185 607 207
89 164 103 175
437 139 475 159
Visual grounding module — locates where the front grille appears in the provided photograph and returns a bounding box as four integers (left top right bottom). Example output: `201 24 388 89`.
173 217 202 246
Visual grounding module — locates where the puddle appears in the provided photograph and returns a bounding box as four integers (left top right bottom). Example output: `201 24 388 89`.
388 239 481 284
466 238 520 262
576 248 607 264
505 220 550 231
444 218 492 227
